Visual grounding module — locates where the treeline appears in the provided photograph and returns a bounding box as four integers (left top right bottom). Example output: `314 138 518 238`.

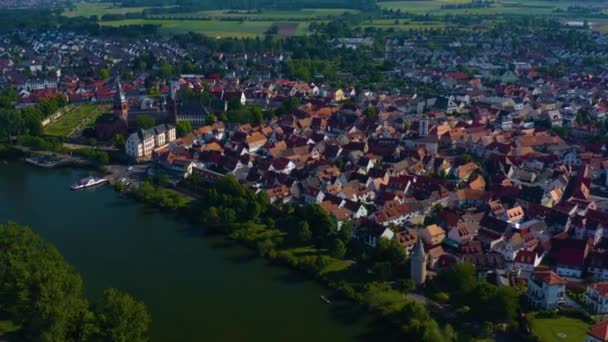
118 0 378 11
0 221 150 341
440 0 493 10
0 95 67 140
0 10 159 38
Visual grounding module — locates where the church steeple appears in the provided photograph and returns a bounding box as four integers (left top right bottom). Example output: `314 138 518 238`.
410 237 427 285
113 77 128 121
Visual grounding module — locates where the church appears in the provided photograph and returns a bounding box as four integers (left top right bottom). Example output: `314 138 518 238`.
94 79 129 140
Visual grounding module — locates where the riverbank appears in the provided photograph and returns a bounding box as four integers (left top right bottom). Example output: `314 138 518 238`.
0 163 387 341
116 175 466 341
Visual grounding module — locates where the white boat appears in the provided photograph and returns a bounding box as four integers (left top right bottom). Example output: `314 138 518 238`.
70 176 108 190
320 295 331 304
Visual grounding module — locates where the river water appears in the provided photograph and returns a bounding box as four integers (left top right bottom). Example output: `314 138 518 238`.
0 162 392 342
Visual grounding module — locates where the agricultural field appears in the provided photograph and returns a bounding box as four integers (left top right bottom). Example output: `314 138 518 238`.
100 19 305 38
44 104 109 138
160 8 360 20
63 2 154 18
359 19 449 31
377 0 606 16
528 315 589 342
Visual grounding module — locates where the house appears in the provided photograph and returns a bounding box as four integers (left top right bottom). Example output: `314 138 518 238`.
421 224 446 246
586 321 608 342
526 269 567 309
126 129 154 159
500 206 525 224
552 237 590 278
246 132 267 152
585 282 608 314
513 249 543 274
125 124 176 159
455 162 479 181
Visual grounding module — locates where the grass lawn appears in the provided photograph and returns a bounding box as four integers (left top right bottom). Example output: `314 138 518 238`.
100 19 301 38
63 2 152 18
44 104 109 137
528 316 590 342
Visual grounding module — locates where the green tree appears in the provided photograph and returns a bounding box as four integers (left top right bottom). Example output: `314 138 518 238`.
363 106 377 119
296 220 312 244
158 61 174 78
99 68 110 80
95 288 150 342
0 222 90 341
112 134 126 149
338 220 353 243
375 237 407 268
136 115 156 129
176 121 192 138
330 238 347 258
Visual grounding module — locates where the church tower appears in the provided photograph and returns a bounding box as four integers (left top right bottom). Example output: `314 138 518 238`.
113 78 128 121
410 237 427 286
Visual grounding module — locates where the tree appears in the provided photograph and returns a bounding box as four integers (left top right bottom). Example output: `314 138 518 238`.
112 134 126 149
99 68 110 80
176 121 192 138
0 222 90 341
95 288 150 342
158 61 174 78
296 220 312 244
338 220 353 243
330 239 347 258
363 106 377 119
375 237 407 268
136 115 155 129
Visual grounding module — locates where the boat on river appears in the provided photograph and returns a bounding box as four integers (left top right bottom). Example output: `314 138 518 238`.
70 176 108 190
320 295 331 304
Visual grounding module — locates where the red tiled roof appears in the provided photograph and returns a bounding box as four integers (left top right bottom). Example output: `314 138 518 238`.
588 320 608 342
533 270 566 286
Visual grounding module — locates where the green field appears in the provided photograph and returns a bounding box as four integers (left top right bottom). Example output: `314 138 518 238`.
100 19 303 37
44 104 109 137
528 316 589 342
64 3 356 20
158 8 359 20
360 19 448 31
377 0 605 16
63 2 154 18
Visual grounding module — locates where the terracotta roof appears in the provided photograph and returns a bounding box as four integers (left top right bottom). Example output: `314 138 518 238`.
532 270 566 286
588 320 608 342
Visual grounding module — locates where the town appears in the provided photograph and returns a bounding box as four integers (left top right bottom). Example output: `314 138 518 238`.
6 1 608 342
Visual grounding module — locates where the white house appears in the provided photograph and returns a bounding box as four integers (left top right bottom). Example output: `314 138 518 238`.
513 250 543 274
526 270 567 309
126 124 176 159
126 129 155 159
586 283 608 314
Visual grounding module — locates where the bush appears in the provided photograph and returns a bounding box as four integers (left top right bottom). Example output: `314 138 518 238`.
430 291 450 304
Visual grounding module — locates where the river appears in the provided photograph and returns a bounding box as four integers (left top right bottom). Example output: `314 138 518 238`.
0 162 394 342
